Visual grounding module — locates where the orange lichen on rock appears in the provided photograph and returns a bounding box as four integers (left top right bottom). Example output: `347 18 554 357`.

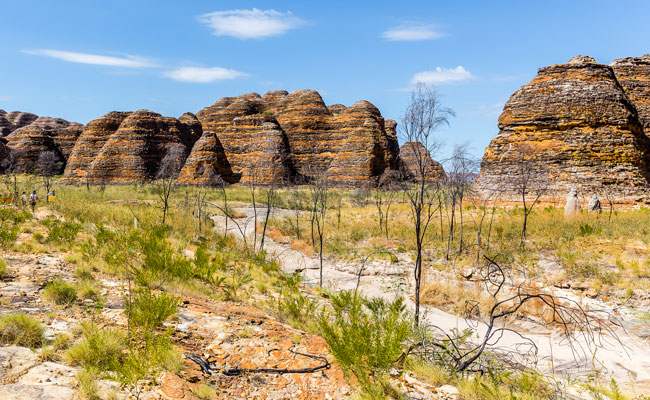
478 55 650 197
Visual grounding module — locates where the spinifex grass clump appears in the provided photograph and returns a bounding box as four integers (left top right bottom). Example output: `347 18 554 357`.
42 278 78 306
0 313 45 347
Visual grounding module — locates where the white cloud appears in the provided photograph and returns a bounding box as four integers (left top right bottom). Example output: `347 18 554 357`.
411 66 475 84
198 8 304 39
164 67 248 83
382 24 446 41
22 49 157 68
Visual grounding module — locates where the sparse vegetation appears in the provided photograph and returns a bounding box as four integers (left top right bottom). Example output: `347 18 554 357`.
42 278 78 306
0 312 45 347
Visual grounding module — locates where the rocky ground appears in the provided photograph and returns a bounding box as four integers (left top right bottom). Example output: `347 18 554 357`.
215 206 650 395
0 209 463 399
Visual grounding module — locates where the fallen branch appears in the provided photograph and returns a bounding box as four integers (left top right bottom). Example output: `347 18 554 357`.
185 348 331 377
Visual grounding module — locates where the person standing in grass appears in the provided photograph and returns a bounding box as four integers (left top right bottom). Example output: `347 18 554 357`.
29 190 38 213
20 192 27 209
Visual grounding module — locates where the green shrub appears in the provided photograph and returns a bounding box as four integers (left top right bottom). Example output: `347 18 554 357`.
579 222 601 236
319 291 411 395
125 288 179 334
0 313 45 347
0 257 8 279
46 220 82 244
42 278 78 306
65 323 127 371
76 369 100 400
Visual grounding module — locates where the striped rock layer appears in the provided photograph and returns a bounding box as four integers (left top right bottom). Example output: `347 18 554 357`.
399 141 446 181
62 110 200 183
478 55 650 197
3 116 83 173
193 89 399 185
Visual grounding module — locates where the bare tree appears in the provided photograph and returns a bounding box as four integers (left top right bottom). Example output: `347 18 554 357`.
36 151 62 201
259 182 278 253
444 144 477 258
373 183 397 239
413 256 623 375
194 164 224 236
2 149 25 205
155 146 186 225
308 173 329 287
400 83 454 325
510 145 550 247
287 189 305 240
246 166 262 251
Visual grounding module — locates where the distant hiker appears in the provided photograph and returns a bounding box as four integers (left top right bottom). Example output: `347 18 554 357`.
47 190 55 203
29 190 38 212
564 187 581 216
588 194 601 213
20 192 27 209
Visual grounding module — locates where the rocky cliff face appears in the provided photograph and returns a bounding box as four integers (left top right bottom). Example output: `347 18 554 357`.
399 141 446 181
194 89 399 185
478 55 650 197
0 110 38 136
62 111 200 183
610 55 650 133
3 115 83 174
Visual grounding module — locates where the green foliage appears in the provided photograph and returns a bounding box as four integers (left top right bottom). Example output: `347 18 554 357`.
125 288 179 334
277 273 317 328
65 323 127 371
42 278 78 306
579 222 602 236
0 257 8 279
0 313 45 347
319 291 411 395
76 369 101 400
45 219 82 244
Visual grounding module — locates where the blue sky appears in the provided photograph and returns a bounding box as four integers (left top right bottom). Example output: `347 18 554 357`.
2 0 650 160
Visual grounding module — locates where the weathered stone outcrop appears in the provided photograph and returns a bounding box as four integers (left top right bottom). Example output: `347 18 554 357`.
3 116 83 173
63 110 200 183
478 55 650 197
0 111 38 136
610 55 650 133
62 112 131 182
399 141 446 181
194 89 399 185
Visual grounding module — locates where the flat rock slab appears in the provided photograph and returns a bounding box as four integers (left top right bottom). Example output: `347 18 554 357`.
0 346 38 380
1 384 76 400
18 361 77 386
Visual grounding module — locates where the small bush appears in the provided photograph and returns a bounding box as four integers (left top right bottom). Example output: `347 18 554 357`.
76 369 100 400
0 313 45 347
0 258 9 279
46 220 82 244
42 278 78 306
319 291 411 395
65 323 127 371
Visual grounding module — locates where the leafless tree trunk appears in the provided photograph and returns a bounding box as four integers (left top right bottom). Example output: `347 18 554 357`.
308 173 329 287
36 151 62 201
510 144 550 247
259 183 277 253
399 83 454 325
155 146 186 225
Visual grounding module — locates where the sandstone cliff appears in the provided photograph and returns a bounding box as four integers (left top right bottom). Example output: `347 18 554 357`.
478 55 650 197
399 141 446 181
3 115 83 173
194 89 399 185
0 110 38 136
62 110 200 183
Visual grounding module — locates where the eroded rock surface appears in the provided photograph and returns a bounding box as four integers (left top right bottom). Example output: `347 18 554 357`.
399 141 446 181
63 110 200 183
478 55 650 197
194 89 399 185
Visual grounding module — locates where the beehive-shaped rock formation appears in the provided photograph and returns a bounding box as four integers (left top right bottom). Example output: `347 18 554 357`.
610 55 650 133
478 55 650 196
193 89 399 185
0 110 38 136
399 141 446 181
63 110 200 183
4 116 83 173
